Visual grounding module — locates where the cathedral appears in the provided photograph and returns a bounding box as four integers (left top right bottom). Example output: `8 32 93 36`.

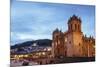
52 15 95 58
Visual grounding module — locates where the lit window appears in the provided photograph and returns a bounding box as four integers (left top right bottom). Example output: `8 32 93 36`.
24 55 28 57
56 42 57 46
20 55 23 57
42 52 46 55
38 52 41 56
44 48 47 51
14 55 17 58
18 55 21 58
47 47 51 51
65 38 67 42
58 41 60 44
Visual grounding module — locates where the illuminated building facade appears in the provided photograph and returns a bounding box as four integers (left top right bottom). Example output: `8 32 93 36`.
52 15 95 58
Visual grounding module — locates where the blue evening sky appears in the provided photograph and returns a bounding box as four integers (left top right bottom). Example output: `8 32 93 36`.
11 0 95 45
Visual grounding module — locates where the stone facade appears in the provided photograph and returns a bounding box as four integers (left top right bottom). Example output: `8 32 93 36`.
52 15 95 58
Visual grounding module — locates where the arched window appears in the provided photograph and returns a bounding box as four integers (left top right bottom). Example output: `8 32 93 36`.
69 41 71 44
79 43 80 46
65 38 67 42
71 24 72 30
78 24 80 31
58 40 60 44
75 24 77 30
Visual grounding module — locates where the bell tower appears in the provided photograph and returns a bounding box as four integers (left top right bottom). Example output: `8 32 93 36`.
66 15 83 57
68 15 81 32
52 28 65 58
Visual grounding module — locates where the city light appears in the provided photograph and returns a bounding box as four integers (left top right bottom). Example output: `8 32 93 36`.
47 48 51 51
42 52 46 55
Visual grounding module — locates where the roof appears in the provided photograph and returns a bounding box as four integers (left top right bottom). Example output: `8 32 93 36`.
68 14 81 24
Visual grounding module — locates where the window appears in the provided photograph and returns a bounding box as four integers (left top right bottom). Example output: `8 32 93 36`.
69 41 71 44
75 24 77 30
58 41 60 44
78 24 80 31
55 42 57 46
71 24 72 30
79 43 81 46
65 38 67 42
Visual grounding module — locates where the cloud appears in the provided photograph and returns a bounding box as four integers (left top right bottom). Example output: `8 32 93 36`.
11 1 95 45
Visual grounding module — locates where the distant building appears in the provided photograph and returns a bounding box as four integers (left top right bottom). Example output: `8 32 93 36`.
11 45 52 60
52 15 95 58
